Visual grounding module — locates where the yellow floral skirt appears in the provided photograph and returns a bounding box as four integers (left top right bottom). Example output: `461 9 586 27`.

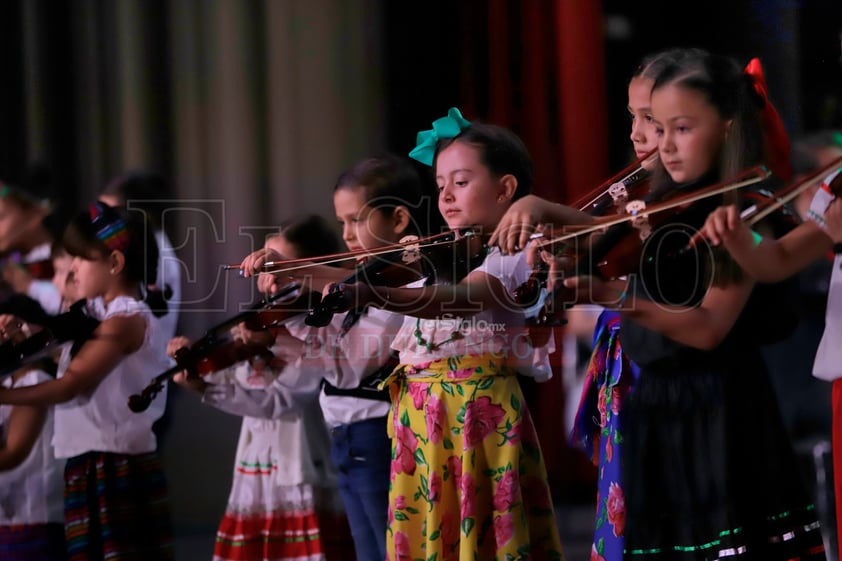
382 353 565 561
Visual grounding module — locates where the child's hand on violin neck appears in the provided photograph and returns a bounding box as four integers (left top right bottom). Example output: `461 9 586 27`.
172 370 208 394
236 321 275 347
166 336 191 360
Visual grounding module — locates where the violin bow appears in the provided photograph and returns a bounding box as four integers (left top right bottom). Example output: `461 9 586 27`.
533 165 772 251
256 230 480 277
744 156 842 227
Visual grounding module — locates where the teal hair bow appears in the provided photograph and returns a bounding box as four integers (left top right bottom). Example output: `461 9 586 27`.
408 107 472 166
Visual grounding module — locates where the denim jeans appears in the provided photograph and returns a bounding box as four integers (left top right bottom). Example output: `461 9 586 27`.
329 416 391 561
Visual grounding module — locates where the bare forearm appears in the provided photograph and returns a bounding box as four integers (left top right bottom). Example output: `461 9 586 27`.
0 378 77 406
546 204 595 227
723 224 831 282
621 282 751 351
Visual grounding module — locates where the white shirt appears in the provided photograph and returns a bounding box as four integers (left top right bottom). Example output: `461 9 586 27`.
391 249 555 381
52 296 171 457
806 168 842 381
0 369 65 525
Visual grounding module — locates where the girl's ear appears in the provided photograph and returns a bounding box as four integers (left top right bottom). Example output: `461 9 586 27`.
391 205 412 236
109 250 127 276
497 174 518 203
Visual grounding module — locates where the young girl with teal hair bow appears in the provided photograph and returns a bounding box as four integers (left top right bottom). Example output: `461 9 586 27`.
322 108 565 561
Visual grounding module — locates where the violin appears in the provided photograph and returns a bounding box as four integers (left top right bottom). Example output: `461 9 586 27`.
303 229 489 327
571 148 658 216
522 165 773 324
513 150 659 323
0 297 100 378
128 283 322 412
128 337 275 413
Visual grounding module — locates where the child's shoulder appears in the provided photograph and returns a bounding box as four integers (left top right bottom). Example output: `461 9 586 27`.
92 296 152 320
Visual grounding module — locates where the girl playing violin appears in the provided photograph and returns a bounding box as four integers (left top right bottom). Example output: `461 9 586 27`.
169 214 349 561
0 240 79 560
701 166 842 552
0 201 174 560
99 170 182 341
563 50 824 560
222 153 438 561
324 110 564 561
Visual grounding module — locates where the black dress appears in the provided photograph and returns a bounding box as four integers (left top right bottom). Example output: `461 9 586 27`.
616 176 826 560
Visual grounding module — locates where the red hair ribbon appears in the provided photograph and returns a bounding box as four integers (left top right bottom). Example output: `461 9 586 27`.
744 58 792 182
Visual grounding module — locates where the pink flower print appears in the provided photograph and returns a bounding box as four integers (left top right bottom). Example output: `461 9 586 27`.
446 455 463 490
408 382 428 410
406 361 433 374
597 386 608 428
591 544 607 561
605 438 613 463
394 495 407 510
611 385 623 415
394 531 412 561
460 473 477 519
463 396 505 449
504 419 521 445
440 509 460 553
393 425 417 475
493 513 515 547
449 367 474 380
426 395 447 444
493 469 520 512
606 481 626 537
429 470 442 504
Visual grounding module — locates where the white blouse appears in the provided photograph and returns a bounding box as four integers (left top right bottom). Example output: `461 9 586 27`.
391 248 554 381
0 369 65 525
52 296 172 458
